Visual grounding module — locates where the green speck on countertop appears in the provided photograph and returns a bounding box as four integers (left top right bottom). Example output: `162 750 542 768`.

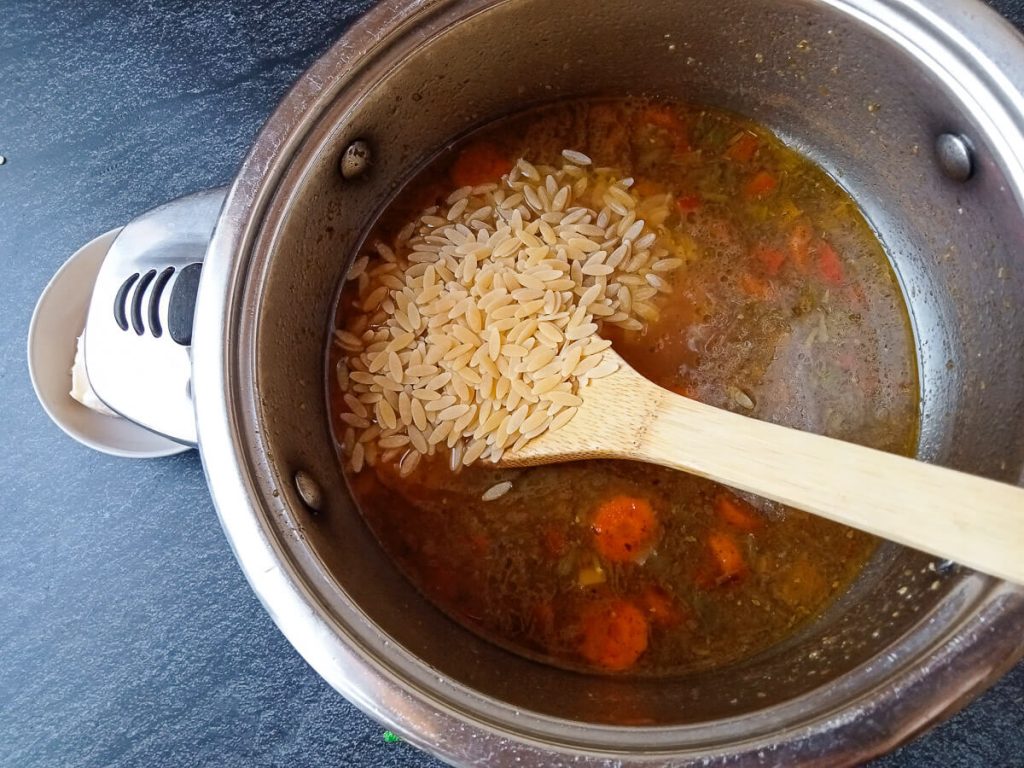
382 730 402 743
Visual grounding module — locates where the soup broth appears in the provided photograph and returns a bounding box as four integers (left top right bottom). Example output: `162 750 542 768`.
329 99 918 676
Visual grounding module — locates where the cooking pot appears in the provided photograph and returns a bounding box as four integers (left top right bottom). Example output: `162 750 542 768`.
73 0 1024 764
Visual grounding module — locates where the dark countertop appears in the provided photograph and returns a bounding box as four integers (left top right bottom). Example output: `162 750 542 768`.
1 1 1022 766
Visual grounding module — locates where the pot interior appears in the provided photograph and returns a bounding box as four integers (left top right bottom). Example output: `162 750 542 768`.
243 0 1024 741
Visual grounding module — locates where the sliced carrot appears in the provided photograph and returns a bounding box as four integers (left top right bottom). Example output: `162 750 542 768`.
676 194 702 213
788 222 814 274
592 495 658 563
578 598 649 671
715 493 763 532
752 244 786 276
450 142 513 188
743 170 777 199
638 584 684 629
726 132 759 163
817 240 844 284
707 530 748 583
739 273 774 301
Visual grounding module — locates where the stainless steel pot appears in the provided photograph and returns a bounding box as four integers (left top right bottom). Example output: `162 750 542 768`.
90 0 1024 764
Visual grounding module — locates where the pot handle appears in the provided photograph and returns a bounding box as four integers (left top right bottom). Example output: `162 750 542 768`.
83 187 228 446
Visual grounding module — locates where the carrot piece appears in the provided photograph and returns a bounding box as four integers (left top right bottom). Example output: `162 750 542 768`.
788 222 813 274
578 598 649 671
726 132 759 163
638 584 684 629
752 244 786 276
676 194 702 213
450 142 513 188
592 495 658 563
715 493 763 532
743 170 777 199
817 240 844 284
707 530 748 583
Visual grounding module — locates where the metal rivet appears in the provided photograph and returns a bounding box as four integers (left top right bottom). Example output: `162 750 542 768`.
294 470 323 511
340 140 371 180
935 133 973 182
0 155 7 166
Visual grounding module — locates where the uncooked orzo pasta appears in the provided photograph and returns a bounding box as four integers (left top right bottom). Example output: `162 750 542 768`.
333 149 684 473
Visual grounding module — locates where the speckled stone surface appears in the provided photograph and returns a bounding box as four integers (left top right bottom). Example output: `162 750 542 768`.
1 1 1022 766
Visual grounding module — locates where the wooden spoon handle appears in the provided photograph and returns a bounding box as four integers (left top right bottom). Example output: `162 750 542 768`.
637 391 1024 584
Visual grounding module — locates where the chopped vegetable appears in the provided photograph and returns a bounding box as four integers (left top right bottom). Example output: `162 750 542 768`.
450 142 513 188
707 530 748 583
578 563 607 587
743 170 777 199
592 495 658 563
577 598 649 670
715 493 763 532
817 240 844 284
726 132 759 163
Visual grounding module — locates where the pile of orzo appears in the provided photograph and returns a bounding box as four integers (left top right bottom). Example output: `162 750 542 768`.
333 149 686 475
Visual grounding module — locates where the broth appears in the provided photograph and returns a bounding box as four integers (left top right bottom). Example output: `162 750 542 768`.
328 99 918 676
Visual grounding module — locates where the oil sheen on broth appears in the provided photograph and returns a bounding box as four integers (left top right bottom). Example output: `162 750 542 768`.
328 99 919 676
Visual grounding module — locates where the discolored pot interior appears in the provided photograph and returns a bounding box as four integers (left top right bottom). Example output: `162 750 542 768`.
202 0 1024 762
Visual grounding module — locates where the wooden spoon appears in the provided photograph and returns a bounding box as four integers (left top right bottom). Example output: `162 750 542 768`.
501 348 1024 585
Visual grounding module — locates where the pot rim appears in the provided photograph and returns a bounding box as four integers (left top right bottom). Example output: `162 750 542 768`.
192 0 1024 764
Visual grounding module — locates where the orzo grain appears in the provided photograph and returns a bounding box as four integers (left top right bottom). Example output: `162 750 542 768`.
333 151 685 472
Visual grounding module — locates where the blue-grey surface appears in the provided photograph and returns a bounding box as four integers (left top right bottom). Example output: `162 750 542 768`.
1 1 1022 766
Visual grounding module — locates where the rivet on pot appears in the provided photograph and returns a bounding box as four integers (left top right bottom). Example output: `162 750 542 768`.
294 470 323 512
340 140 371 180
935 133 973 182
